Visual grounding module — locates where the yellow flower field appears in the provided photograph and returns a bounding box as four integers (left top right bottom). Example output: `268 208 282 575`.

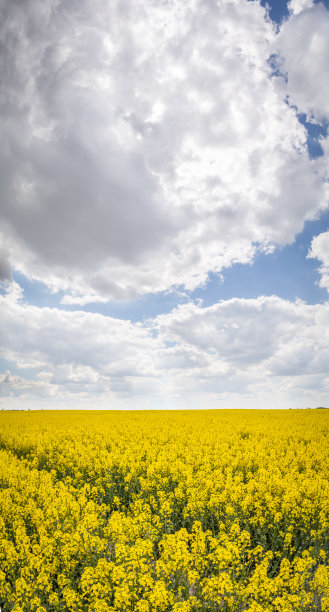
0 409 328 611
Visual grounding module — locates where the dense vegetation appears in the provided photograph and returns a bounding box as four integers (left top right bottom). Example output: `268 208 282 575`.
0 409 328 611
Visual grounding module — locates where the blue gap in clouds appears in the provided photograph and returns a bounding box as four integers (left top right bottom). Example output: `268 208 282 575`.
257 0 329 25
260 0 289 24
11 270 188 323
191 214 329 307
297 113 328 159
12 271 66 308
63 291 188 322
284 96 328 159
0 357 37 380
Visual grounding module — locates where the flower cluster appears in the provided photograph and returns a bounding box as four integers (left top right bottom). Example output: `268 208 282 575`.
0 409 328 611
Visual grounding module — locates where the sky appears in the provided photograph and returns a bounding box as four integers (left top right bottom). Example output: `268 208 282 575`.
1 0 329 411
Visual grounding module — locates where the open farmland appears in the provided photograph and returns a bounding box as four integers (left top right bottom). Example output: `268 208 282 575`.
0 409 328 611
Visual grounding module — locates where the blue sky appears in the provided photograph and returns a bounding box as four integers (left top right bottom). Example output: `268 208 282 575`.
1 0 329 410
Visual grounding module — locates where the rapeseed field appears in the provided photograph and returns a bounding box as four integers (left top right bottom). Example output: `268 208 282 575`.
0 409 328 611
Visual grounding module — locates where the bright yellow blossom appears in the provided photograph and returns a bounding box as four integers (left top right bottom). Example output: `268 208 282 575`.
0 408 328 610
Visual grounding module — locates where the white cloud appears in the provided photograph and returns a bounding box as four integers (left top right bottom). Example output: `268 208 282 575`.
0 285 156 376
1 0 328 300
2 0 329 411
288 0 314 16
155 296 329 373
154 295 329 405
308 229 329 291
275 2 329 121
1 286 329 409
0 370 58 400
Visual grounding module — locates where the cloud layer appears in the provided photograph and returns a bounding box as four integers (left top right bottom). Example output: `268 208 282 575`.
1 0 329 301
1 0 329 410
1 284 329 409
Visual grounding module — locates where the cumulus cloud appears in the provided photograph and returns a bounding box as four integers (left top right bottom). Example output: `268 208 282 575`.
275 1 329 121
1 0 328 300
2 0 329 410
1 285 329 408
288 0 314 16
308 229 329 291
0 284 156 376
0 370 58 401
154 296 329 405
155 296 329 374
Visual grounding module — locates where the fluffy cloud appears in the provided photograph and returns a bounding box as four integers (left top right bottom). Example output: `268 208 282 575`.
276 2 329 121
288 0 314 16
0 284 156 376
2 0 329 411
154 295 329 406
155 296 329 374
1 285 329 409
308 229 329 291
1 0 328 301
0 282 160 407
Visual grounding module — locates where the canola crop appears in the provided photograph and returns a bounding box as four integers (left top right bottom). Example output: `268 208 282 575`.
0 409 328 612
